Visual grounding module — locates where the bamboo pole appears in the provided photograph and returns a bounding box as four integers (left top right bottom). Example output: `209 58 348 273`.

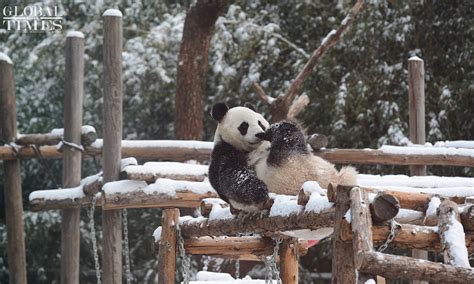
0 53 27 283
331 185 356 284
157 208 180 284
280 238 299 284
101 9 123 284
60 31 85 284
408 56 428 282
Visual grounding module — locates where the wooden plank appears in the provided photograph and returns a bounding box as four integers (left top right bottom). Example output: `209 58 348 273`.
408 56 428 284
183 236 273 258
0 53 27 283
101 10 123 284
157 208 179 284
60 33 85 284
281 238 299 284
331 185 356 284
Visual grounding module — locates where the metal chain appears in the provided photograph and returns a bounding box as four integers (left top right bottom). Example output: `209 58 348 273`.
235 259 240 279
123 209 132 284
377 219 400 252
88 194 101 284
176 222 191 284
264 238 282 284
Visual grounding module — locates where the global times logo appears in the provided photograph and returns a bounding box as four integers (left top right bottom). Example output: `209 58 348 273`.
2 4 63 33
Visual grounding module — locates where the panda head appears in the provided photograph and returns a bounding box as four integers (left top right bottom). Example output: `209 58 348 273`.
211 102 269 152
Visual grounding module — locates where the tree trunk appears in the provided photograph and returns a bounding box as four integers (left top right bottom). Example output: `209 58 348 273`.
174 0 230 140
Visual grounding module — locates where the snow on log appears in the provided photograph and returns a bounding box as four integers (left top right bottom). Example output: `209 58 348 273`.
350 187 374 272
434 140 474 149
29 174 102 211
120 161 208 182
437 200 471 268
102 178 216 210
357 251 474 283
17 126 97 146
359 174 474 189
423 196 441 226
380 145 474 157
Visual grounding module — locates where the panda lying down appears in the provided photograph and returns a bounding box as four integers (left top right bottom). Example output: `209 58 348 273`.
209 103 357 212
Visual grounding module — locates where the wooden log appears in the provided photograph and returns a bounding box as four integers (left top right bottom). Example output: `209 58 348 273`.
331 185 356 284
184 236 273 258
0 53 27 283
358 251 474 283
341 220 474 252
60 33 85 284
437 200 470 267
281 238 299 284
120 164 207 183
200 199 228 217
370 192 399 223
103 189 217 210
30 193 102 211
180 208 335 238
297 187 311 206
462 205 474 231
408 56 428 281
307 133 328 151
16 130 97 147
157 208 179 284
101 9 123 284
350 187 374 281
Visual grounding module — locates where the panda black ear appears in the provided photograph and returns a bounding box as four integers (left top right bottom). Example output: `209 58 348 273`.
211 103 229 121
244 103 256 112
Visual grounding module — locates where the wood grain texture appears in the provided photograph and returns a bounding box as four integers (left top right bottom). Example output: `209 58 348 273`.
60 35 84 284
280 238 299 284
0 59 27 284
101 13 123 284
157 208 179 284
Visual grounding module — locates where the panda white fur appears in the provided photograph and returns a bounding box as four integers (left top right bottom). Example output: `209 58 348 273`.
250 120 358 195
208 103 271 212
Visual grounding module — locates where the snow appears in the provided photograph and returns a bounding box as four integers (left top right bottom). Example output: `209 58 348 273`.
0 52 13 64
269 195 302 217
125 161 208 177
103 9 123 17
120 157 138 170
379 145 474 157
408 56 422 61
143 178 215 197
50 125 97 136
102 180 148 194
153 227 162 242
305 194 333 213
66 31 84 38
90 139 214 150
425 197 441 217
364 280 376 284
434 140 474 149
395 209 424 224
344 209 352 223
358 174 474 188
196 271 234 281
209 205 233 221
321 29 337 45
29 185 85 201
281 228 333 240
302 181 326 195
443 214 470 267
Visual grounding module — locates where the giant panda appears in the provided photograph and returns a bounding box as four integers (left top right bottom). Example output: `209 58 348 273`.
208 102 271 212
251 120 358 195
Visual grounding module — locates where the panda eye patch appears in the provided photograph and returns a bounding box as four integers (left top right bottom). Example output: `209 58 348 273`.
258 120 266 131
238 122 249 135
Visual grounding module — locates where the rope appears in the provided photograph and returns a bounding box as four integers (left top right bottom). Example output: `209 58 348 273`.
59 138 84 152
123 209 132 284
31 145 60 189
6 142 19 157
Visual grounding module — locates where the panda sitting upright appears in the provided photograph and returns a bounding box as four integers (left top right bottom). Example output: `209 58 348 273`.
252 120 358 195
209 103 271 212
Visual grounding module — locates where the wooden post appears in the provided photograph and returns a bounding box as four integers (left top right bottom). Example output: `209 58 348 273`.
157 208 180 284
331 184 356 284
0 53 27 283
280 238 299 284
60 31 85 284
102 9 124 284
408 56 428 283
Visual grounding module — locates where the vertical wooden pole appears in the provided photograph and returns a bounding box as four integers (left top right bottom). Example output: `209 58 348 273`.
331 184 356 284
280 238 299 284
408 56 428 284
102 9 123 284
0 53 27 284
157 208 180 284
60 32 85 284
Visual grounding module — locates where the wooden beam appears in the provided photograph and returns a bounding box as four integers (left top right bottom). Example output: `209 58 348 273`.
180 209 335 239
331 185 356 284
184 236 273 258
60 33 85 284
462 205 474 231
16 130 97 146
281 238 299 284
157 208 179 284
30 193 102 211
358 251 474 282
101 10 123 284
0 53 27 283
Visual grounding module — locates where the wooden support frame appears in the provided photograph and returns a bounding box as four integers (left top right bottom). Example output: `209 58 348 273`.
16 130 97 146
157 209 180 284
60 33 85 284
280 238 299 284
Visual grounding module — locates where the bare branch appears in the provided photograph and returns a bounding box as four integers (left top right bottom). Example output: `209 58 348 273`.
281 0 364 106
271 32 310 59
252 81 274 105
287 94 310 119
